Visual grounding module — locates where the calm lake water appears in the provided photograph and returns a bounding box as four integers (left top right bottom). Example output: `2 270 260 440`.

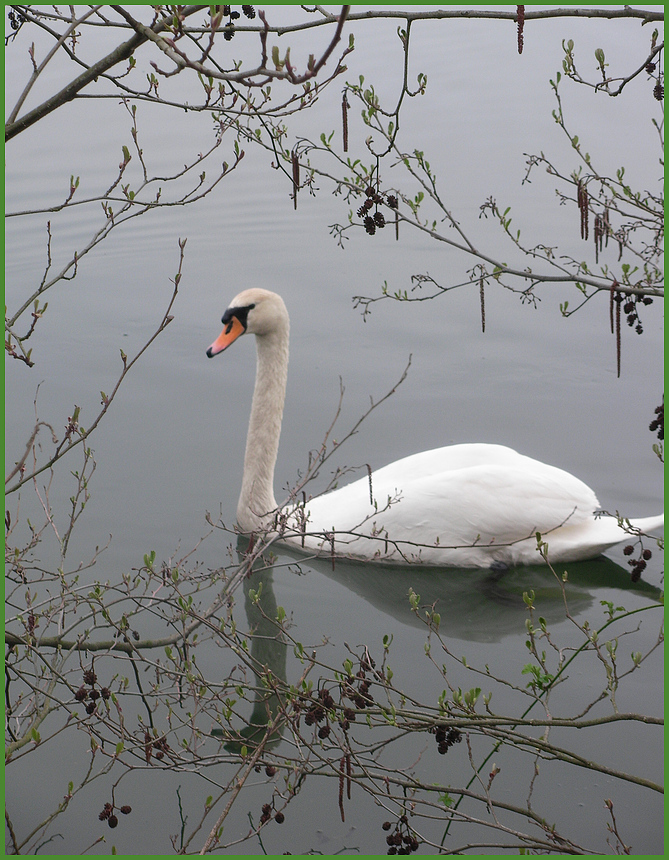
5 6 663 855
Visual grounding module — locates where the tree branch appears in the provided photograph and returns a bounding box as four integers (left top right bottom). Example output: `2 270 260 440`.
5 6 209 140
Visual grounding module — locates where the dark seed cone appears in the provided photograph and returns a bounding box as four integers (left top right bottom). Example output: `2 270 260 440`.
292 151 300 210
577 180 589 240
516 5 525 54
342 92 349 152
649 402 663 440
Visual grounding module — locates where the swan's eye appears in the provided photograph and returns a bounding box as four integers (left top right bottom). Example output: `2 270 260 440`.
221 303 255 331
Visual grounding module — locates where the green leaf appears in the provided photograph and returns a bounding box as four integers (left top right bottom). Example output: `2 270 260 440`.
522 589 535 607
439 791 454 808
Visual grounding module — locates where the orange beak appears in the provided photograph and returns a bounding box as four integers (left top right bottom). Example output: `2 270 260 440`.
206 315 246 357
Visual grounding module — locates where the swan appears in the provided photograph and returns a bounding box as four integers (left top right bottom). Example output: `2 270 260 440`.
206 288 663 568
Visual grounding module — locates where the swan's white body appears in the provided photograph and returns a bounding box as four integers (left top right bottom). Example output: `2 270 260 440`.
207 289 663 568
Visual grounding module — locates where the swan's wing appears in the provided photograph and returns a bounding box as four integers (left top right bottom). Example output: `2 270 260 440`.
298 454 600 565
363 443 536 483
398 465 599 545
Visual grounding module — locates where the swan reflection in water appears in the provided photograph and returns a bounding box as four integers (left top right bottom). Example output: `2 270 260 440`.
275 541 662 642
213 538 660 745
212 560 287 753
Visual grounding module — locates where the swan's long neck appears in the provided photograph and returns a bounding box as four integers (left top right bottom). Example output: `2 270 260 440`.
236 322 289 532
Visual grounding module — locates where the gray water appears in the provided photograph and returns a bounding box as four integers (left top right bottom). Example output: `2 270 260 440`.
5 6 663 855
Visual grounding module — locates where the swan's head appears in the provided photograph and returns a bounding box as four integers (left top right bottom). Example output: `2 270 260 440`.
206 288 288 357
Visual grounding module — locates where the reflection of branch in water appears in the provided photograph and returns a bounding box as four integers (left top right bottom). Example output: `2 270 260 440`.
214 557 287 752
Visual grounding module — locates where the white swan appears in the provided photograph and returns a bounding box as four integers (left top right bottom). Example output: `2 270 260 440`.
207 288 663 568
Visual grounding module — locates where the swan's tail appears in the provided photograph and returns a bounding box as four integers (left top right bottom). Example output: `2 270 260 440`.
628 513 664 535
543 512 663 563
